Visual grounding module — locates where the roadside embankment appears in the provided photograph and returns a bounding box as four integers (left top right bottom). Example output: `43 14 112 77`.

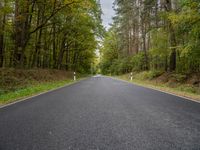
0 69 83 105
116 71 200 101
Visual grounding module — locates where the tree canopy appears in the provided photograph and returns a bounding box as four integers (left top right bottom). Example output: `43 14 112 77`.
0 0 104 73
100 0 200 75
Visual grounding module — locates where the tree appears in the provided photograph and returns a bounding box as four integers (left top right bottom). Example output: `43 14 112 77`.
0 0 103 74
101 0 200 74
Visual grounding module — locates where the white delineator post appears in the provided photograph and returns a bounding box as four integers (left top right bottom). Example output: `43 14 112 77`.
74 72 76 81
131 72 133 81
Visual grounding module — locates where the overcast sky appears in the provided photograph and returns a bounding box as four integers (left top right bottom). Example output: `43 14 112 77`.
100 0 115 29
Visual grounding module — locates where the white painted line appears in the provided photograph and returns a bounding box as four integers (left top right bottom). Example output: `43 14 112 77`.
107 76 200 104
0 78 87 109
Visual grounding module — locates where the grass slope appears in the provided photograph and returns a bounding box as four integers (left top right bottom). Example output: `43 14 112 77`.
0 79 73 105
0 69 78 105
116 71 200 101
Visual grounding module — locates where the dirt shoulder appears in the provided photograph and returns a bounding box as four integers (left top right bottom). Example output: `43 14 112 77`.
116 71 200 101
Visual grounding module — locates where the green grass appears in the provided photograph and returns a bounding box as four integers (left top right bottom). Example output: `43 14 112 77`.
0 79 75 105
116 73 200 101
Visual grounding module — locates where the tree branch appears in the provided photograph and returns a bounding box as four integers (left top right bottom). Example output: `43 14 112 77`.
30 1 79 34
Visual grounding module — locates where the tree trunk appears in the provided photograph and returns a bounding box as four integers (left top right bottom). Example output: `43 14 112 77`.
32 6 43 68
165 0 177 71
57 38 66 69
65 45 69 70
0 2 5 67
13 0 34 68
52 22 57 68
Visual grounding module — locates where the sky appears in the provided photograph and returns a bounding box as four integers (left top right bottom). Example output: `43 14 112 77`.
100 0 115 29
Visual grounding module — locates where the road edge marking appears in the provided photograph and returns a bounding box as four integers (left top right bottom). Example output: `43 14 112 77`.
0 78 88 109
107 76 200 104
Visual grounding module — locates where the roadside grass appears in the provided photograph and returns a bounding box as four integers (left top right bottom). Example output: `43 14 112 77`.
116 72 200 101
0 69 90 105
0 79 76 105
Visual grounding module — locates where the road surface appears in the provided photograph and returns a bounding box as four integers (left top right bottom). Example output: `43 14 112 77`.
0 76 200 150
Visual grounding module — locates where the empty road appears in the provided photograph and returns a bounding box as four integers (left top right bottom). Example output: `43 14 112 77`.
0 76 200 150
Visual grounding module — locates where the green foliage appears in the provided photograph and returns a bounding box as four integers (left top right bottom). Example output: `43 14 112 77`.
0 79 73 104
100 0 200 75
172 74 187 83
0 0 104 74
167 0 200 73
150 29 169 57
109 58 132 75
134 70 163 80
131 52 147 71
100 27 119 74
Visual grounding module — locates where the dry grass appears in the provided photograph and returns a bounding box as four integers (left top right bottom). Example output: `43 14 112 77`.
117 71 200 101
0 69 74 93
0 69 78 105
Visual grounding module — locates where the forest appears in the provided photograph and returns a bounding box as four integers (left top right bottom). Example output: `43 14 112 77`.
2 0 200 76
100 0 200 75
0 0 103 73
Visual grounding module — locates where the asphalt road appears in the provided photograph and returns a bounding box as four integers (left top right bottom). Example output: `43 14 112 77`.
1 76 200 150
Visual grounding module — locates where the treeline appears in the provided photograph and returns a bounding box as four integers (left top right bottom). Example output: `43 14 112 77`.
100 0 200 75
0 0 103 73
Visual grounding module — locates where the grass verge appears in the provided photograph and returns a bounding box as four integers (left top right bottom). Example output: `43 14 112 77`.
116 73 200 101
0 79 76 105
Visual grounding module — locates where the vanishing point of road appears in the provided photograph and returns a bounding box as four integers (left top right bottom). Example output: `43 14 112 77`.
0 76 200 150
